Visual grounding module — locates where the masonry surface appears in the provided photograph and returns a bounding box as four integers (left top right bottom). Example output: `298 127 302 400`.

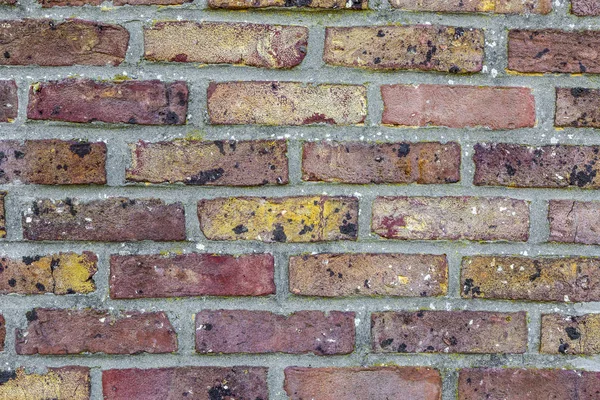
0 0 598 398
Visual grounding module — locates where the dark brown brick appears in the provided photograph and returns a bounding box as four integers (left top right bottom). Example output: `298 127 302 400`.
302 142 460 184
549 200 600 245
461 256 600 302
126 140 288 186
381 85 535 129
0 140 106 185
208 0 367 9
389 0 551 13
324 26 484 72
473 143 600 188
145 22 308 69
541 314 600 354
458 369 600 399
0 19 128 66
572 0 600 15
508 30 600 73
196 310 355 354
0 315 4 351
103 367 268 400
372 311 527 354
0 192 5 239
289 253 448 297
16 308 177 355
28 79 188 125
0 81 17 122
372 196 530 241
23 197 186 242
284 367 442 400
0 367 90 399
0 252 97 295
556 87 600 128
110 253 274 298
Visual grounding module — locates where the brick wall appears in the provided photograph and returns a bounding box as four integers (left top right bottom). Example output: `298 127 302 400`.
0 0 598 398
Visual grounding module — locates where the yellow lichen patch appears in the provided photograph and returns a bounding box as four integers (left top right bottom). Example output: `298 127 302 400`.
0 367 90 400
52 252 97 294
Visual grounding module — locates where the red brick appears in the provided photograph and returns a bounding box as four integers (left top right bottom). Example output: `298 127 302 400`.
0 315 4 351
572 0 600 15
389 0 551 13
0 192 6 239
103 367 268 400
0 20 128 66
0 367 90 399
372 311 527 354
462 256 600 302
0 252 97 295
458 369 600 399
541 313 600 354
41 0 191 5
198 196 358 242
196 310 355 354
16 308 177 355
145 22 308 69
302 141 460 184
110 253 274 298
284 367 442 400
508 30 600 73
23 197 186 242
372 196 530 241
289 253 448 297
549 200 600 245
0 0 16 4
208 0 367 9
556 87 600 128
207 81 367 125
28 79 188 125
474 143 600 188
126 140 288 186
0 140 106 185
324 26 484 72
0 81 17 122
381 85 535 129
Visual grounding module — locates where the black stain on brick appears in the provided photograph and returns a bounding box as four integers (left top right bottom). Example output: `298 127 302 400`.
188 168 225 185
35 282 45 291
232 224 248 235
397 143 410 158
0 371 16 384
570 88 590 98
22 256 41 265
272 224 287 242
69 143 92 158
339 223 357 237
214 141 226 156
164 111 180 125
208 385 233 400
505 163 517 176
463 278 481 296
533 48 550 59
380 338 394 348
565 326 581 340
26 309 38 322
569 164 597 187
7 278 15 287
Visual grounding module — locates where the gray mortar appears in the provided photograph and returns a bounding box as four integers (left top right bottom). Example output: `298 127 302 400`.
0 0 599 398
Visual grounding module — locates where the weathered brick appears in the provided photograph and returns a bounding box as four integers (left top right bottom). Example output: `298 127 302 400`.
0 367 90 400
110 253 274 298
16 309 177 355
284 367 442 400
549 200 600 245
508 30 600 73
389 0 551 13
23 198 186 242
461 256 600 302
556 87 600 128
572 0 600 15
0 19 128 66
0 140 106 185
103 367 268 400
289 253 448 297
0 81 17 122
28 79 188 125
208 0 367 9
372 196 529 241
0 252 97 295
0 0 16 4
541 314 600 354
381 85 535 129
323 26 484 73
458 369 600 399
301 142 460 184
145 22 308 69
198 196 358 242
0 315 4 351
41 0 191 6
372 311 527 354
0 192 5 238
474 144 600 188
207 82 367 125
126 140 288 186
196 310 355 354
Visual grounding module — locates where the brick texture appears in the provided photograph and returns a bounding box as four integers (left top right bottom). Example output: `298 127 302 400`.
389 0 551 13
0 315 4 351
41 0 191 6
196 309 355 354
0 367 90 399
381 85 535 129
16 309 177 354
541 313 600 354
301 141 460 184
110 253 274 298
548 200 600 245
0 192 6 239
208 0 367 9
572 0 600 15
556 87 600 128
0 80 17 122
372 311 527 354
